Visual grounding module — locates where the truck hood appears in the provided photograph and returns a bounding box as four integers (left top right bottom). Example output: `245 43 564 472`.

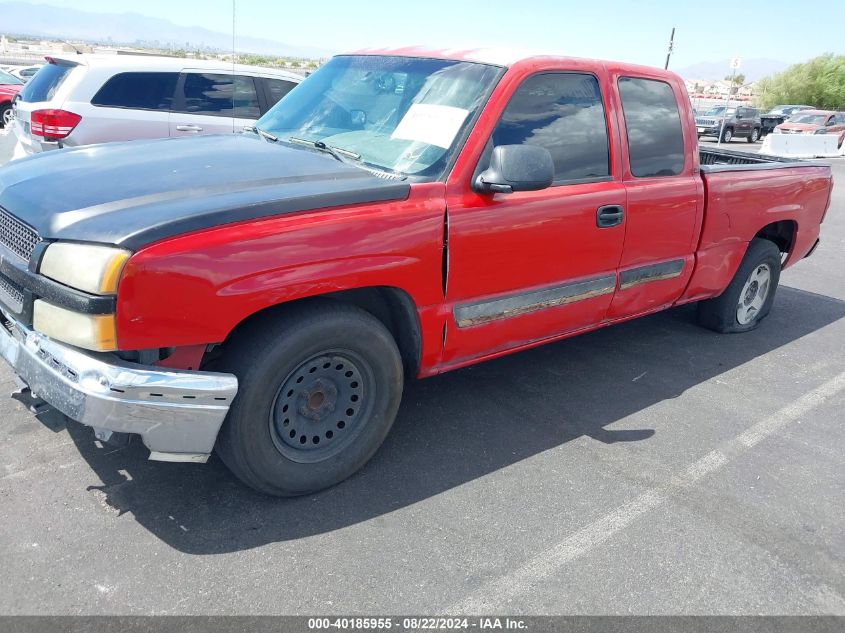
0 134 410 251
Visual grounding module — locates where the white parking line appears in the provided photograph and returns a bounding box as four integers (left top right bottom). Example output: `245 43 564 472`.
450 371 845 614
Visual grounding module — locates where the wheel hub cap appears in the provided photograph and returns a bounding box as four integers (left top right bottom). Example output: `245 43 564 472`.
736 264 771 325
269 352 369 462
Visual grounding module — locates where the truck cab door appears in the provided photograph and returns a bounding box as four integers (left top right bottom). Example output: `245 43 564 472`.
442 70 626 368
170 71 262 137
606 74 700 319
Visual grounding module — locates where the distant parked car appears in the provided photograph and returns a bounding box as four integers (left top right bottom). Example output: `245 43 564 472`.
760 104 813 135
12 55 302 157
9 65 43 83
695 105 761 143
774 110 845 148
0 69 24 127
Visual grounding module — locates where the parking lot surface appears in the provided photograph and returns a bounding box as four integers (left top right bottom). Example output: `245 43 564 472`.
0 131 843 615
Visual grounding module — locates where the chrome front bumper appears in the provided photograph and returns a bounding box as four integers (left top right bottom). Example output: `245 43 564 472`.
0 311 238 463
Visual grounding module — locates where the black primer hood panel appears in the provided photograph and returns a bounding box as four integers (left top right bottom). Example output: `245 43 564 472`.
0 134 410 251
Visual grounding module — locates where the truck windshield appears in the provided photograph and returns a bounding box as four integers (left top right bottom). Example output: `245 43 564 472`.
256 55 502 179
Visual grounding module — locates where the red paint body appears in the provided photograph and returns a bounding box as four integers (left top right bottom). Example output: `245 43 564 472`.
117 51 833 377
0 82 22 110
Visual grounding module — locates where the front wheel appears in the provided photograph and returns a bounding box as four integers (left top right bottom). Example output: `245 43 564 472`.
721 127 733 143
747 128 759 143
698 238 781 333
215 301 404 496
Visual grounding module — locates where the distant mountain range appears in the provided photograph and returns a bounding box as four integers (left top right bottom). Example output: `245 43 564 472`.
0 1 331 58
672 58 791 82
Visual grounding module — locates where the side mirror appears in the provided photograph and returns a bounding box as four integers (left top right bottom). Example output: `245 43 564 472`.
826 119 835 126
475 144 555 194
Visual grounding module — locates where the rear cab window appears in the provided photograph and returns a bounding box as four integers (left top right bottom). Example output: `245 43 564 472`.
91 72 179 111
618 76 685 177
19 60 77 103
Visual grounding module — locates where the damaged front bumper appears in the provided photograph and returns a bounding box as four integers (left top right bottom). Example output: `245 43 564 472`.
0 309 238 463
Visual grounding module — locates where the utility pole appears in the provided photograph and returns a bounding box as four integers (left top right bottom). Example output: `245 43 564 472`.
718 57 741 146
664 27 675 70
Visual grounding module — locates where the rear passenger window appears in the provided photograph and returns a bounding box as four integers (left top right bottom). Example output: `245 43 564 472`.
618 77 685 177
91 72 179 111
178 73 260 118
491 73 610 183
264 78 297 107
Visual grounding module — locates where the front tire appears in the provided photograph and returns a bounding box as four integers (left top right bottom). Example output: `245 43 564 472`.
721 127 733 143
698 238 781 333
216 301 404 496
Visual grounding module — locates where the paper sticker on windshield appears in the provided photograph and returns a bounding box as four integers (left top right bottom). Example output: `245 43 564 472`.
391 104 469 149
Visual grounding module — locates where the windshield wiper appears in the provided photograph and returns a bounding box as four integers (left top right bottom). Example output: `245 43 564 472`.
288 137 361 163
245 125 279 142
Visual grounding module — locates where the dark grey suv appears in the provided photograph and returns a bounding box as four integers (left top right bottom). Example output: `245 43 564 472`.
695 105 761 143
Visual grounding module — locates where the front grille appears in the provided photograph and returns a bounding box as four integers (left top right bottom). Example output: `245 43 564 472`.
696 118 717 127
0 273 25 312
0 207 40 261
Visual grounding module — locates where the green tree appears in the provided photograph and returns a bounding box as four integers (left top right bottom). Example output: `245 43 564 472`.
756 54 845 110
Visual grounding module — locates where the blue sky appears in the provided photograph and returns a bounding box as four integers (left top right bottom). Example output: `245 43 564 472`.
3 0 842 68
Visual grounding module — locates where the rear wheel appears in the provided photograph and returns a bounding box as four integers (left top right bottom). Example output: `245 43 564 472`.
216 301 404 496
698 238 781 333
721 127 733 143
747 128 759 143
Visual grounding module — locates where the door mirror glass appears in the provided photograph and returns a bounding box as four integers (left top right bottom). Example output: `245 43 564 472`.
475 144 555 194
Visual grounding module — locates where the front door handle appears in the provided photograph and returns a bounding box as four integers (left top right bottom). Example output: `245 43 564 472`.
597 205 624 228
176 124 203 132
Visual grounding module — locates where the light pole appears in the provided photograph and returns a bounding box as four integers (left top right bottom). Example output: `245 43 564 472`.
664 27 675 70
718 57 741 147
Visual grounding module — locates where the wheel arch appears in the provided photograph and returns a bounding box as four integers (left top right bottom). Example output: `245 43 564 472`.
216 286 422 378
754 219 796 256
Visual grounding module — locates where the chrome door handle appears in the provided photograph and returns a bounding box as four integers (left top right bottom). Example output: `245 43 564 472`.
176 124 203 132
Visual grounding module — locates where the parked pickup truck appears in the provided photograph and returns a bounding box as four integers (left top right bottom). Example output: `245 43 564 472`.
0 48 834 496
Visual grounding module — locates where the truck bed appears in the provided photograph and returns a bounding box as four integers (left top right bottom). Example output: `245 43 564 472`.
684 146 832 304
699 147 824 172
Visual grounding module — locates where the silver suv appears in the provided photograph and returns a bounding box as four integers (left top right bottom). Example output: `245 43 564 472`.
12 55 302 157
695 105 762 143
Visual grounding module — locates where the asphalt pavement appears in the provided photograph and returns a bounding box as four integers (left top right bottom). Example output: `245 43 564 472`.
0 131 843 615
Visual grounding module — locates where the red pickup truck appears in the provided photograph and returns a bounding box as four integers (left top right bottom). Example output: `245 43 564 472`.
0 48 833 496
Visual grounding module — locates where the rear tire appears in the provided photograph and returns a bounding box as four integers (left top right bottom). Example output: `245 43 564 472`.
721 127 733 143
747 128 759 143
697 238 781 333
215 301 404 496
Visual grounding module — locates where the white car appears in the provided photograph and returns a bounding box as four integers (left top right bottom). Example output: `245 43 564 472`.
12 55 302 157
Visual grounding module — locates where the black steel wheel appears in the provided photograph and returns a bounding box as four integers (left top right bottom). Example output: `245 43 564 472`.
216 300 404 497
269 350 374 463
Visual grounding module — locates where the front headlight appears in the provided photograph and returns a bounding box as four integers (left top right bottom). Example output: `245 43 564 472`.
39 243 131 295
32 300 117 351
